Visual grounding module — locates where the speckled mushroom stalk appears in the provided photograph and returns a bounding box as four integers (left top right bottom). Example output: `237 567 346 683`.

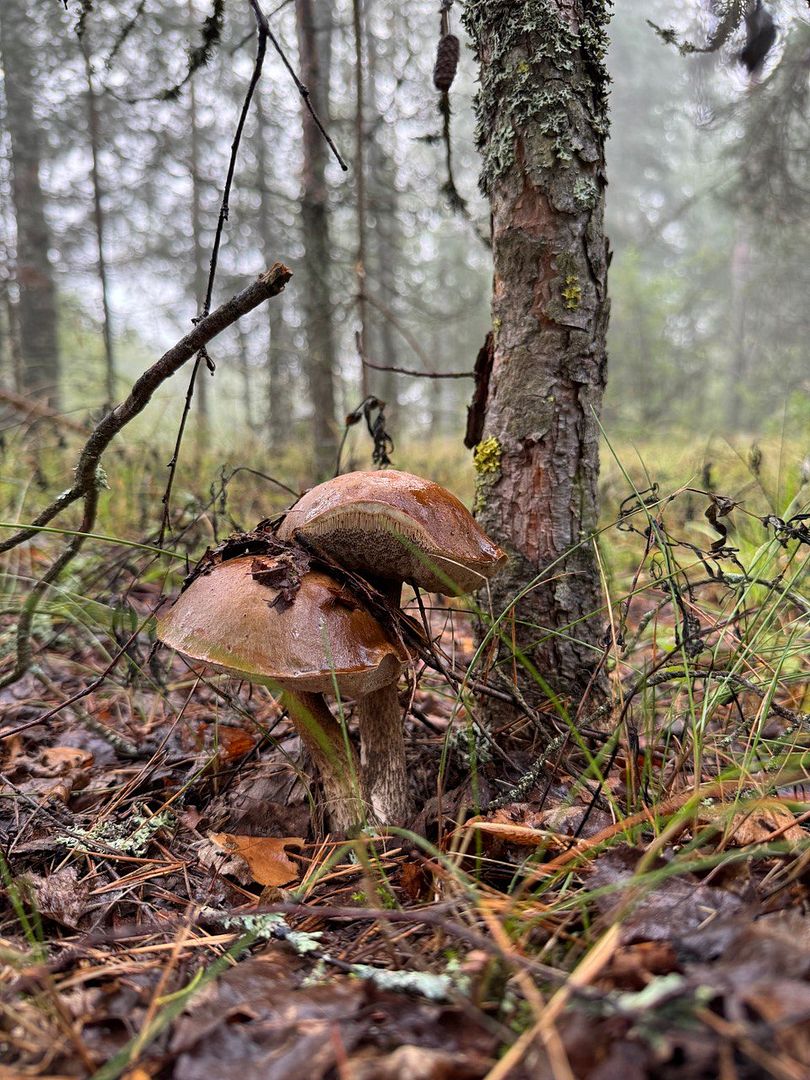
353 577 410 824
281 690 364 834
156 554 407 835
278 470 507 827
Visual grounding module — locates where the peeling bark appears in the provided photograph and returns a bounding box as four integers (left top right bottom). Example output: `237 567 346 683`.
463 0 611 707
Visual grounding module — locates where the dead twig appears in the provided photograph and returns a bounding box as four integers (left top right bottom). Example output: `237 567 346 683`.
361 357 473 379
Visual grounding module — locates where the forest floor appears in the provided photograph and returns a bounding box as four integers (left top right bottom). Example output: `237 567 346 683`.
1 431 809 1079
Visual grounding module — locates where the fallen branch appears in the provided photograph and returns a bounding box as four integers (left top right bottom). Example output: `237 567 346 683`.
0 263 291 688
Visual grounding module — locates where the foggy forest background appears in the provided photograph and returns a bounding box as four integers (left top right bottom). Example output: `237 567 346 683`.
2 0 808 497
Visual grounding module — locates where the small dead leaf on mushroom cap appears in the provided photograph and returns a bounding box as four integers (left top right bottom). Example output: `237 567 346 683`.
209 832 304 887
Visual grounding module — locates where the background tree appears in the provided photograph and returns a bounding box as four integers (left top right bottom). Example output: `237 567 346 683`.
295 0 339 480
0 0 60 408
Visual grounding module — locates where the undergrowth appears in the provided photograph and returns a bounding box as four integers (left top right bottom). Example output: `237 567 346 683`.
0 424 808 1078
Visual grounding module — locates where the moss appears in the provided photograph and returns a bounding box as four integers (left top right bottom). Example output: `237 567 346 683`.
562 274 582 310
461 0 612 195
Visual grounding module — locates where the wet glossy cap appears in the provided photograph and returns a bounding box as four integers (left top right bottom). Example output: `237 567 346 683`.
157 555 407 695
277 469 506 594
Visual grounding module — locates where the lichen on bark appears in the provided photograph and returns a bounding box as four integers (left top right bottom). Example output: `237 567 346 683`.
462 0 611 196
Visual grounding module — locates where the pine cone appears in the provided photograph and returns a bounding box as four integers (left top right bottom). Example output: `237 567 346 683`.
433 34 460 93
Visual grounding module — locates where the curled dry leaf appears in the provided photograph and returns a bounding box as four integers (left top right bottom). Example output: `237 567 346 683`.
209 833 304 887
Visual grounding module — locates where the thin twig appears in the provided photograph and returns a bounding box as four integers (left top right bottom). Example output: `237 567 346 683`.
0 387 87 434
159 0 270 545
361 357 472 379
265 3 347 170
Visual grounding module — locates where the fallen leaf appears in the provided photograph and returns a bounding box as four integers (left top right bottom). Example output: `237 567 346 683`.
346 1044 489 1079
400 860 431 902
28 866 89 929
36 746 94 776
209 833 304 887
590 846 745 944
171 951 496 1080
599 940 680 990
742 981 810 1065
215 727 257 761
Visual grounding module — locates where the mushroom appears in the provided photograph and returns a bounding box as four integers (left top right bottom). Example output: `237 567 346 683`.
157 553 408 834
277 469 506 824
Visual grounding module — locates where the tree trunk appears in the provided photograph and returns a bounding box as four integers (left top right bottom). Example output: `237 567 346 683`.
295 0 338 480
188 26 210 429
255 91 287 451
0 0 60 408
726 235 750 430
462 1 612 708
352 0 370 400
235 319 256 432
365 1 400 414
81 37 116 408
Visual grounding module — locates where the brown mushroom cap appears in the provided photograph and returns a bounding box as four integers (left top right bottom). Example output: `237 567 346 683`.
277 469 506 594
157 555 407 696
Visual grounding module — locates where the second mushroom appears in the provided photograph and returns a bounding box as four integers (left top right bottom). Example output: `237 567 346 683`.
278 469 506 826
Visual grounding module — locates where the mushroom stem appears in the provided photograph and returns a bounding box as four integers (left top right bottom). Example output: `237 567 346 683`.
357 683 412 825
356 576 411 826
282 690 364 834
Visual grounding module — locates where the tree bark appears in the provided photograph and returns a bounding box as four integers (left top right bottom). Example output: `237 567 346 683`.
462 1 612 707
352 0 370 400
726 235 750 429
295 0 338 480
0 0 60 407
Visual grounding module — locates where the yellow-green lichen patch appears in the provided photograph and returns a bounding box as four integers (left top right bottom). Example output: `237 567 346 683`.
562 274 582 310
473 437 502 475
473 437 502 513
